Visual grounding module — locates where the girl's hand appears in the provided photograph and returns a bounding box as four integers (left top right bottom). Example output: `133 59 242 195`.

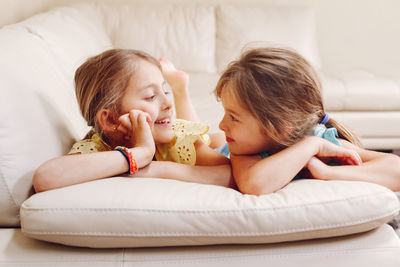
306 157 331 180
309 136 362 166
117 110 155 159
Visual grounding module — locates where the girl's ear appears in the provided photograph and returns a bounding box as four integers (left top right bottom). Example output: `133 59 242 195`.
97 109 118 134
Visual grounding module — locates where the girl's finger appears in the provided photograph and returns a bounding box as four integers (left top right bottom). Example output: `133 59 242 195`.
143 112 152 124
345 157 354 165
351 153 361 165
118 113 132 130
340 148 361 166
129 110 141 128
117 124 129 135
350 151 362 165
137 112 146 126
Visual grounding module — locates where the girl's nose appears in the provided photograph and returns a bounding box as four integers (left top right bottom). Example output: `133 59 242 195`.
162 93 173 111
219 115 227 132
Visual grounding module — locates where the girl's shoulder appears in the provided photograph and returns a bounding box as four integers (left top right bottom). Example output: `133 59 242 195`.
172 119 210 145
68 133 111 155
155 119 210 165
311 125 340 146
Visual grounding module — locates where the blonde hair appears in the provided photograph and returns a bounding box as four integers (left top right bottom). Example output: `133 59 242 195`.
74 49 161 140
215 47 362 147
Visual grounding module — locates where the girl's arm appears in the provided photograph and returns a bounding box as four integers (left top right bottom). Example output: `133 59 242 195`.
194 139 230 166
34 111 155 193
33 146 154 193
308 139 400 191
133 161 234 188
230 136 361 195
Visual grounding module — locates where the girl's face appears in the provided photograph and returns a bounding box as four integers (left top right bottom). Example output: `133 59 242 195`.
119 59 174 145
219 88 277 155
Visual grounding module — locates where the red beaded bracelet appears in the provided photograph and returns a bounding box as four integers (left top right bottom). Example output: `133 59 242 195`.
114 146 138 175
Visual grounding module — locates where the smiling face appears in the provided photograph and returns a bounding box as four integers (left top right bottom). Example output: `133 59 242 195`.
218 88 278 156
118 59 174 145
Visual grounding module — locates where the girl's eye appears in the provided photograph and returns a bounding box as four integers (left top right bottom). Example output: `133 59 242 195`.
145 95 156 101
230 114 239 122
162 83 171 95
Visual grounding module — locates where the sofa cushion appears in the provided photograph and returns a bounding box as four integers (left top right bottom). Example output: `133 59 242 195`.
20 178 399 248
101 3 216 73
216 5 321 73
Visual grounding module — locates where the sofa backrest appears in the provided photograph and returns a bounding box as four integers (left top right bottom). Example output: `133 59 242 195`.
215 5 321 72
100 3 217 73
0 2 320 226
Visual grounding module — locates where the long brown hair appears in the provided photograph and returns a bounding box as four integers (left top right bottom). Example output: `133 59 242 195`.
215 47 362 147
74 49 161 139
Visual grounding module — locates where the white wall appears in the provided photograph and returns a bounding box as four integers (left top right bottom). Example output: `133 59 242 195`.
1 0 399 76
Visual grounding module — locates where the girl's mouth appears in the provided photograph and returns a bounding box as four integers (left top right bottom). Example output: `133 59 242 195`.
226 136 234 143
154 118 171 125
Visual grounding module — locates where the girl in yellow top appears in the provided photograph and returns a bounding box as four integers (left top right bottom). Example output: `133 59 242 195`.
33 49 231 192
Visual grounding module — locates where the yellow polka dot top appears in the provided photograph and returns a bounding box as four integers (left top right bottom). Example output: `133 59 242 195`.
68 119 210 166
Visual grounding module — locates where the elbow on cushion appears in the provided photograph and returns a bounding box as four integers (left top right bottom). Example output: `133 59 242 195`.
32 160 60 193
235 171 278 196
32 166 50 193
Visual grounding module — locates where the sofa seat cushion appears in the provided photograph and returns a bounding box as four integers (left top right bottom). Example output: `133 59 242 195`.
2 225 400 266
20 178 399 248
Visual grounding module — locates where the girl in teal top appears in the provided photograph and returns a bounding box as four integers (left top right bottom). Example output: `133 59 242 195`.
214 47 400 195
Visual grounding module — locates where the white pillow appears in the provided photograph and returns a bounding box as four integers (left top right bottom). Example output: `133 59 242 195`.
216 5 321 72
20 178 399 248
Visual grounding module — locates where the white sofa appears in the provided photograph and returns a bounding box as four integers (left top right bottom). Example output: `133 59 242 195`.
1 2 400 266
